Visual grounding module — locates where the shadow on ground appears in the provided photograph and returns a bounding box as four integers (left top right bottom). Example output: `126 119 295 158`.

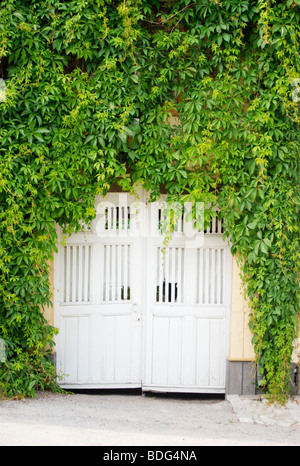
68 388 225 402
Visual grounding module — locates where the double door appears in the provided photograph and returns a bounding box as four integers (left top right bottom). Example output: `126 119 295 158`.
54 193 232 392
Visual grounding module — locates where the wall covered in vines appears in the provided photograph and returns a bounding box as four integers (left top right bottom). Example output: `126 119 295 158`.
0 0 299 401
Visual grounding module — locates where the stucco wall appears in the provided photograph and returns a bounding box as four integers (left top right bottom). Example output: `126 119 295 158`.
229 258 256 362
229 258 300 365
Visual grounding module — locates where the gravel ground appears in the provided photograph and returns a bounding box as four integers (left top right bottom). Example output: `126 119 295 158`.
0 391 299 446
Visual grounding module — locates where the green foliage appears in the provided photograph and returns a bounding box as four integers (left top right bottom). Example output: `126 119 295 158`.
0 0 299 401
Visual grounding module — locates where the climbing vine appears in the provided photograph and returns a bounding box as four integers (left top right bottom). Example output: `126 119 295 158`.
0 0 299 401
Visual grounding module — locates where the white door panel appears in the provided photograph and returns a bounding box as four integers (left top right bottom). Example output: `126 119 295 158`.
54 193 143 389
143 201 232 393
54 193 232 392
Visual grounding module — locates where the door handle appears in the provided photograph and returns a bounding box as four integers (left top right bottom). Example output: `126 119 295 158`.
132 303 141 322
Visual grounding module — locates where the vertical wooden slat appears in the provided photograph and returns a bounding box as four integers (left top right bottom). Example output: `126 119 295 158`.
158 248 163 303
77 316 89 382
64 317 78 382
212 216 216 234
103 316 115 381
111 244 116 301
203 249 207 304
75 247 79 302
67 246 72 304
165 248 170 303
104 208 108 230
88 246 91 302
127 245 131 300
198 248 203 304
152 317 169 385
83 246 88 302
117 245 122 301
120 206 123 230
113 207 117 230
211 248 215 305
219 248 223 305
220 249 224 304
216 249 221 305
196 249 200 304
82 245 86 302
105 245 110 301
182 248 185 303
77 246 83 303
196 318 210 386
207 249 210 304
156 248 159 303
181 315 196 386
177 247 182 304
120 245 124 300
201 249 204 304
124 206 128 231
108 207 112 231
171 248 176 303
103 245 106 301
70 246 75 303
123 245 128 300
210 319 223 386
196 249 199 304
63 246 69 303
82 246 90 302
62 247 65 303
127 206 130 230
202 248 205 305
209 249 213 304
115 316 130 381
73 246 77 303
206 221 210 234
102 248 107 302
167 318 182 385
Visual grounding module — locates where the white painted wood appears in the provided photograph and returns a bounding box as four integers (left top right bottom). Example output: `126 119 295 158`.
143 199 232 394
54 192 144 389
54 191 232 392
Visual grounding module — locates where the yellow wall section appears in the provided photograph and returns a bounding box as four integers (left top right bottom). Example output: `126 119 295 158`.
229 257 256 362
229 258 300 364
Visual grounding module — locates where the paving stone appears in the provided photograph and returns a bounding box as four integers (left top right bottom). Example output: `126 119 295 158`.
287 398 300 426
227 395 300 427
236 411 254 424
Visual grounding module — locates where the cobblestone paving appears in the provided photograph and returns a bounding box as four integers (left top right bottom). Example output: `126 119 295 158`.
227 395 300 427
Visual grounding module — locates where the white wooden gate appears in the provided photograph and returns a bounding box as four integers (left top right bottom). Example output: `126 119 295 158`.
54 193 143 388
143 202 232 393
54 193 232 392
